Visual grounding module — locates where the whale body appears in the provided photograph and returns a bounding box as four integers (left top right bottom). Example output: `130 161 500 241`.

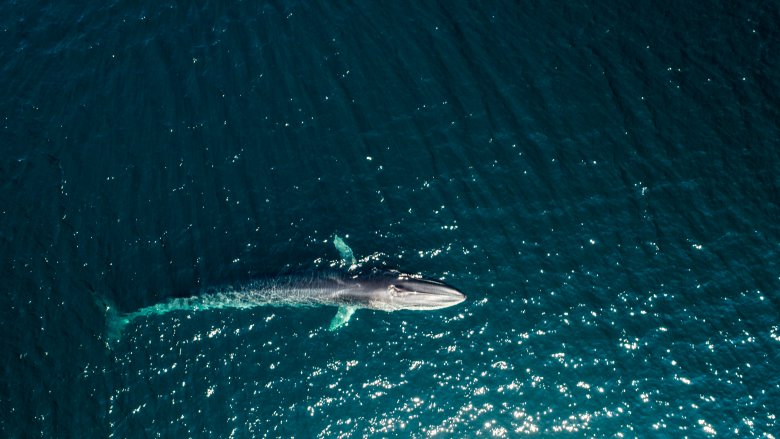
104 270 466 340
101 236 467 342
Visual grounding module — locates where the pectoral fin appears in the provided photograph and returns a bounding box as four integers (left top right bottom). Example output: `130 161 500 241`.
333 235 357 269
329 306 356 331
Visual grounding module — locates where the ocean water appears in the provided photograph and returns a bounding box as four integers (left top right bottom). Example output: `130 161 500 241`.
2 0 779 437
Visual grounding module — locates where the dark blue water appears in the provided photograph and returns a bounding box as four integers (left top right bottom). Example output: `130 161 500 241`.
2 1 779 437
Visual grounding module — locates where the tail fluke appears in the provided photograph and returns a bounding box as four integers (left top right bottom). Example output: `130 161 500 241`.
105 306 131 344
93 292 132 347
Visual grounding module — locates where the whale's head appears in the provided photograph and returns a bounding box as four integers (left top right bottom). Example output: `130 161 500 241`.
381 274 466 311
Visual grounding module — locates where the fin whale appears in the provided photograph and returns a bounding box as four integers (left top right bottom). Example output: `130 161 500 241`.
100 236 466 341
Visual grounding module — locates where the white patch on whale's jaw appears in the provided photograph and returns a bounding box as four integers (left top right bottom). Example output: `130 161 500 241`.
366 300 397 312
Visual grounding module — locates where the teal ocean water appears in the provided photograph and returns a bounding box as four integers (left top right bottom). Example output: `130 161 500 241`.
2 1 779 437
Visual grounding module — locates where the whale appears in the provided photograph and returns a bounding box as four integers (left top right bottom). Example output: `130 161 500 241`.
100 236 466 342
